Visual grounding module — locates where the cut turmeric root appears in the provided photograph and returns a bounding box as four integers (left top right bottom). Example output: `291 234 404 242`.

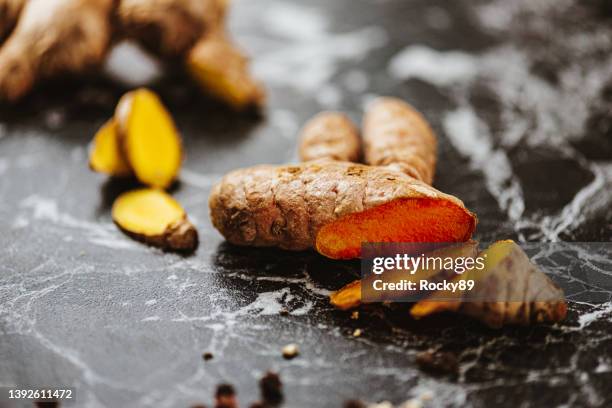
209 98 477 258
112 188 198 252
88 120 131 177
209 161 476 255
410 240 567 328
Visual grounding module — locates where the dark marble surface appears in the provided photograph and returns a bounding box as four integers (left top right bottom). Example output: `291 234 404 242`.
1 0 611 407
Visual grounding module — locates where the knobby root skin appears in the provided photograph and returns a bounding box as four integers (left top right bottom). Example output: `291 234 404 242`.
410 240 567 328
0 0 260 109
89 119 132 177
112 188 198 252
298 112 361 162
209 161 476 256
115 88 182 189
118 0 226 56
363 98 437 184
0 0 114 101
187 30 265 110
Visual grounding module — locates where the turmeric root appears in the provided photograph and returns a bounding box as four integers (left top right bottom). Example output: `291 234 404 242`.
363 98 437 184
410 240 567 328
89 119 131 177
210 98 476 259
112 188 198 252
115 88 182 189
298 112 361 162
209 161 475 257
330 241 479 310
0 0 114 101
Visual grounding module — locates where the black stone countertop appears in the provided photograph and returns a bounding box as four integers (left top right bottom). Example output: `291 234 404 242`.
1 0 611 407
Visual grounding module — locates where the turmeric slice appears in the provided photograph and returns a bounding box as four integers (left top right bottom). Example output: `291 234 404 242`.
330 242 479 310
112 188 198 252
411 240 567 328
89 120 131 177
298 112 361 162
187 31 265 110
116 88 182 189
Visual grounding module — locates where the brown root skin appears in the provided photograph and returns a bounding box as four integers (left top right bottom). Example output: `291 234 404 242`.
298 112 361 162
115 88 183 189
410 240 567 328
187 30 265 110
209 161 476 256
363 98 437 184
0 0 114 101
0 0 25 41
112 189 198 253
117 0 226 56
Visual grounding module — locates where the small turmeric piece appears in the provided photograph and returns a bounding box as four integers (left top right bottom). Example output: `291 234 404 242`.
112 188 198 252
88 120 131 177
410 240 567 328
115 88 183 189
298 112 361 162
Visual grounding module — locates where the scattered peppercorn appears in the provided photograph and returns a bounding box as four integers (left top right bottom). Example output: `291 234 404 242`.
259 371 284 406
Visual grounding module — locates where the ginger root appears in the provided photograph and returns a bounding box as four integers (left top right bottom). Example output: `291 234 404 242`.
0 0 25 41
209 97 477 259
0 0 114 101
88 119 131 177
112 188 198 252
187 30 265 110
298 112 361 162
116 88 182 189
0 0 263 108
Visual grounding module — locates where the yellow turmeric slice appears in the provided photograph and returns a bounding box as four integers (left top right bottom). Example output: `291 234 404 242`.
411 240 567 328
112 188 198 252
116 88 182 189
89 119 131 177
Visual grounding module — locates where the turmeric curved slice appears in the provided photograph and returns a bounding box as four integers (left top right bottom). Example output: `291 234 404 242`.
112 188 198 252
89 119 131 177
116 88 182 189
